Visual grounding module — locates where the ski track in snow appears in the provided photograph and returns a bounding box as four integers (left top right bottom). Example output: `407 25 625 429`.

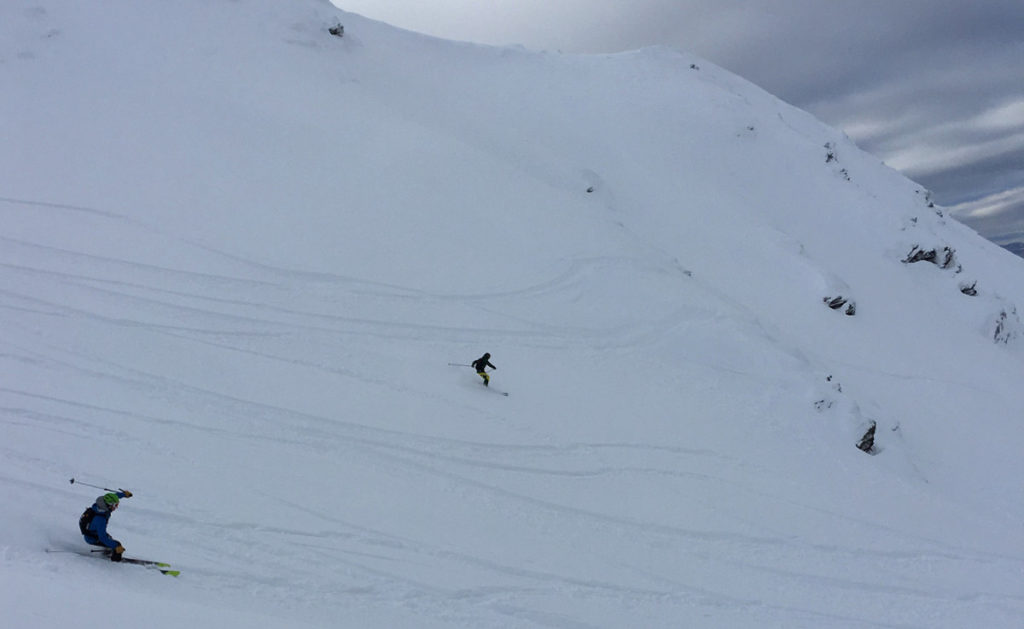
5 189 1024 629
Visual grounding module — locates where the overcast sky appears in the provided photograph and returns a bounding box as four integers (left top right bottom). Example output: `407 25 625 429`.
334 0 1024 245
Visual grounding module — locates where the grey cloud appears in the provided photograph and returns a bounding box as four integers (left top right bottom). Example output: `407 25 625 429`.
950 187 1024 244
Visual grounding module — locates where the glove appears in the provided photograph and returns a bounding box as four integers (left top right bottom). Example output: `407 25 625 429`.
111 544 125 562
121 490 132 498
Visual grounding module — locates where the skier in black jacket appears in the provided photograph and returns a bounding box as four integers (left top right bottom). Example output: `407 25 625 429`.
471 353 496 386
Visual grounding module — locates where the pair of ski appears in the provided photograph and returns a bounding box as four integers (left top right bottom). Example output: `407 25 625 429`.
47 548 180 577
116 556 180 577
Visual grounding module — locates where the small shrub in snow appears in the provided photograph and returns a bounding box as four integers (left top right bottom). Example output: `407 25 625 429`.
824 296 856 316
903 245 937 264
857 421 877 454
824 142 836 163
993 309 1019 344
825 295 846 310
903 245 959 271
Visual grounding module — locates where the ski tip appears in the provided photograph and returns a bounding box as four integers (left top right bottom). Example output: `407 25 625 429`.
161 569 181 577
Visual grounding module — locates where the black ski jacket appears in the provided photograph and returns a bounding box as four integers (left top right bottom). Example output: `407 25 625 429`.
472 356 495 372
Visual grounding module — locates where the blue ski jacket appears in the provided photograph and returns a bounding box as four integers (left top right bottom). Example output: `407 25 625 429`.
79 491 128 549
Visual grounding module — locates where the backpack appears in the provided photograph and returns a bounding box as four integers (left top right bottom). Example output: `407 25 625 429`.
79 508 95 535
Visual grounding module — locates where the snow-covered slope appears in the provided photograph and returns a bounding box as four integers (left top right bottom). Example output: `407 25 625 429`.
2 1 1023 627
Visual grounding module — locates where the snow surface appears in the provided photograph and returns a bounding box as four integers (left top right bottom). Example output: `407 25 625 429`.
3 1 1024 627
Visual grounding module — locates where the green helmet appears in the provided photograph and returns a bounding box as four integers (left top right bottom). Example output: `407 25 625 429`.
102 493 120 507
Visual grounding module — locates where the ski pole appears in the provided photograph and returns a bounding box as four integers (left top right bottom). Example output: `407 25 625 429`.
448 363 472 367
69 478 119 492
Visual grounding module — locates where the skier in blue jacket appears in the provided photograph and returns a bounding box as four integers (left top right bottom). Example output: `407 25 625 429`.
79 490 132 561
